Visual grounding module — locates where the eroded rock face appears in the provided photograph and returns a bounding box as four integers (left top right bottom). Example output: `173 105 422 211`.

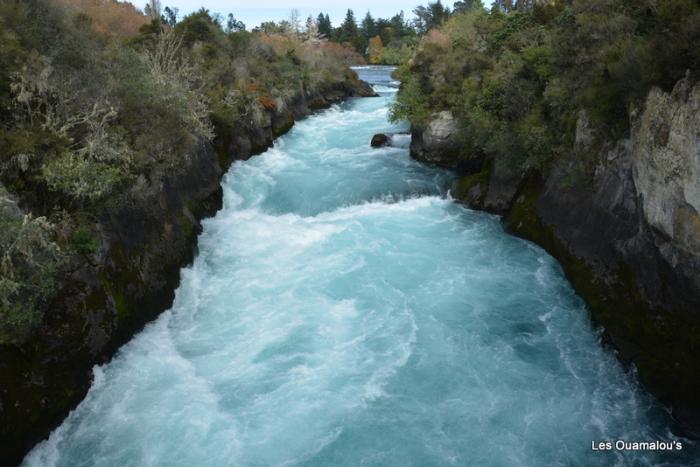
632 78 700 255
411 111 461 168
444 79 700 430
524 96 700 428
483 158 523 213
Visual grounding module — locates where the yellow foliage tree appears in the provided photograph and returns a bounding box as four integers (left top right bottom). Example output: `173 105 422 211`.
367 35 384 64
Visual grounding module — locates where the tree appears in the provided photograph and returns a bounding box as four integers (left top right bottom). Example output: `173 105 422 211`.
144 0 162 20
493 0 514 12
277 20 293 35
255 21 278 34
173 8 219 47
453 0 484 13
339 9 358 43
289 8 301 35
226 13 245 33
513 0 548 10
389 11 409 37
304 15 321 42
413 1 451 35
316 13 332 38
162 6 178 27
361 11 377 38
320 7 418 57
367 35 384 63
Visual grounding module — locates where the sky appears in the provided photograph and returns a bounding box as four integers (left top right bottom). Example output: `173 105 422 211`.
139 1 490 30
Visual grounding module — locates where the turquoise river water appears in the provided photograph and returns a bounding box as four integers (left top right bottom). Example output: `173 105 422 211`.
23 67 698 466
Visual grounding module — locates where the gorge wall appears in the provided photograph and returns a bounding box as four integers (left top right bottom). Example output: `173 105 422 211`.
0 77 375 466
413 77 700 433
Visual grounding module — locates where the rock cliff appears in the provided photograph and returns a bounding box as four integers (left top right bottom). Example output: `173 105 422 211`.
418 77 700 433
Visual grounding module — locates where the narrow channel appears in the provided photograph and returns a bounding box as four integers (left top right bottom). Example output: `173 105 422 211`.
24 66 695 467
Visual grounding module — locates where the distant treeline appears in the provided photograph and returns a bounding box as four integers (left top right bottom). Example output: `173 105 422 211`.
154 1 487 65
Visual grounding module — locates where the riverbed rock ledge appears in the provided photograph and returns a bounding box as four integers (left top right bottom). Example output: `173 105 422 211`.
413 77 700 434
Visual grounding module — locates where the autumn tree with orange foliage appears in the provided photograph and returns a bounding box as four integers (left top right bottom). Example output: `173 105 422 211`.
53 0 148 42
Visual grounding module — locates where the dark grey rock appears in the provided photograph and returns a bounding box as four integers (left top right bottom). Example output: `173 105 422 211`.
371 133 390 148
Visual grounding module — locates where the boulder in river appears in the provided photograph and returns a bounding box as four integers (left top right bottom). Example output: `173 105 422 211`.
350 79 379 97
371 133 390 148
410 111 461 167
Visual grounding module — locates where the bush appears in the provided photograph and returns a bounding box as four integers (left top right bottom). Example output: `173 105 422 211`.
0 210 64 345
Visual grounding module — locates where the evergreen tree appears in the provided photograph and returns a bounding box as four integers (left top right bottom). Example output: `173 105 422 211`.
162 6 178 27
316 13 332 38
453 0 484 13
389 11 408 37
413 1 451 34
361 11 377 38
321 7 417 60
339 9 358 43
305 15 321 42
493 0 514 13
225 13 245 33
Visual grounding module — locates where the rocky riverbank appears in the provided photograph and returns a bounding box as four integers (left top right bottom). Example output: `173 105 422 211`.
411 77 700 434
0 77 376 466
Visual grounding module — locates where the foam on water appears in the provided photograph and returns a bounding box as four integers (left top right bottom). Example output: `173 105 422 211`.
24 66 698 467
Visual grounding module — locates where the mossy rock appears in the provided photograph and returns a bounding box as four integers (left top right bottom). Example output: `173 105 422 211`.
451 170 490 209
272 113 294 138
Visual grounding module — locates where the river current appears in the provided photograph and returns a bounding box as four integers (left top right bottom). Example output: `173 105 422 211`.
24 67 697 467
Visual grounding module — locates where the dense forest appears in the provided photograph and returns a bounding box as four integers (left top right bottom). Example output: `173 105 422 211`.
392 0 700 171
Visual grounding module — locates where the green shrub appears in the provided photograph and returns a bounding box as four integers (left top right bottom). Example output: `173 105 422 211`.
69 226 98 254
393 0 700 174
0 211 64 345
0 0 370 345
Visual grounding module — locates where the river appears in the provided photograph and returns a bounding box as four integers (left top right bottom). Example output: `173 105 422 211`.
23 66 696 467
